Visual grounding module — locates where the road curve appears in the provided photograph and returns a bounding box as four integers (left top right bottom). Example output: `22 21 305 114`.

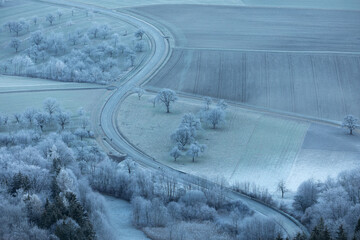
36 0 309 237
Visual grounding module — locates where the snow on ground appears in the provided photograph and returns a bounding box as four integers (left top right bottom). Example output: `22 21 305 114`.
287 124 360 190
0 87 109 114
118 94 360 191
0 75 103 92
118 94 309 191
63 0 360 10
102 195 149 240
147 49 360 121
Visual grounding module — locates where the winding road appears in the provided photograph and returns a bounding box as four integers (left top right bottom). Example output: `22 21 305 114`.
38 0 309 237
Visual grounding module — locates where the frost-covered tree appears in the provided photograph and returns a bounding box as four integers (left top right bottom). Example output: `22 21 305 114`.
30 31 44 46
111 33 119 47
56 9 63 20
34 112 50 131
203 96 212 110
170 146 182 161
293 179 319 213
99 24 111 39
9 38 20 52
22 108 37 126
10 21 24 36
171 126 194 149
46 13 56 25
342 115 359 135
32 16 38 26
43 98 60 117
56 111 70 130
135 42 144 52
205 108 225 129
217 99 228 110
88 25 100 38
133 87 145 100
80 34 90 45
180 113 201 137
135 29 144 40
156 88 177 113
186 142 206 162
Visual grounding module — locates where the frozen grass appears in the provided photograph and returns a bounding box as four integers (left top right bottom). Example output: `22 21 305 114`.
57 0 360 10
0 75 103 92
117 94 310 190
0 87 108 114
118 94 360 191
103 195 149 240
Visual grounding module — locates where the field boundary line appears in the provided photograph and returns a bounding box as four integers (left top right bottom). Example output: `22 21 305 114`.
144 86 343 127
173 46 360 55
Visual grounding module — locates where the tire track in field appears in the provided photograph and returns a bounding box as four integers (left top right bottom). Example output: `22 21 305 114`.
229 115 261 180
288 54 296 112
152 49 183 87
310 56 321 118
242 52 247 102
217 52 223 99
265 53 270 108
193 51 201 95
334 56 347 115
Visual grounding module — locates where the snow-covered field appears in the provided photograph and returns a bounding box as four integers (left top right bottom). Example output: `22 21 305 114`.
117 94 360 191
103 195 149 240
147 49 360 121
138 5 360 121
62 0 360 10
133 5 360 51
0 76 110 114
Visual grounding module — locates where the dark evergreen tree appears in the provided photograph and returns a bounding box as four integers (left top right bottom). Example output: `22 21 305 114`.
335 225 347 240
8 172 31 195
276 233 283 240
310 218 332 240
293 232 308 240
356 217 360 233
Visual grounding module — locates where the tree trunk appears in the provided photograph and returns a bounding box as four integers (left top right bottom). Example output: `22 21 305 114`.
350 129 353 135
192 156 194 162
166 105 170 113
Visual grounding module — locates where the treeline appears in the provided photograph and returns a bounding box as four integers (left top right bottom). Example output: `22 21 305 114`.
0 99 116 239
291 169 360 240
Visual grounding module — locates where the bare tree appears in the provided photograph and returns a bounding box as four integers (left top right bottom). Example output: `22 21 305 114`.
205 108 225 129
342 115 359 135
9 38 21 52
43 98 59 117
277 179 288 198
13 113 22 124
46 13 56 25
170 147 182 161
156 88 177 113
135 29 144 40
